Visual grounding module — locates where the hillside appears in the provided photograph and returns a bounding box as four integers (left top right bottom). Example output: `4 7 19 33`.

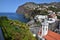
16 2 60 19
16 2 60 13
0 16 36 40
16 2 38 14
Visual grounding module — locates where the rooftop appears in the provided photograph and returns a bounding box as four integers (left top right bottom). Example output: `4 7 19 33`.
44 30 60 40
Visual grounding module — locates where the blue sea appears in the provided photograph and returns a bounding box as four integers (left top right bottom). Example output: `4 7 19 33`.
0 13 28 22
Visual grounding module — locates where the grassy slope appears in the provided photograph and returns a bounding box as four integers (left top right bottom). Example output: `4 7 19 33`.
0 17 36 40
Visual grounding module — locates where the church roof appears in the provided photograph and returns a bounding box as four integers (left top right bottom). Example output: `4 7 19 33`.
44 30 60 40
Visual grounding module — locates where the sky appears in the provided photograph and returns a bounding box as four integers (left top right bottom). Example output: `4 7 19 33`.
0 0 60 13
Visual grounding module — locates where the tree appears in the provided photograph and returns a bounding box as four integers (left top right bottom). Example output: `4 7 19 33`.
57 15 60 19
48 6 60 12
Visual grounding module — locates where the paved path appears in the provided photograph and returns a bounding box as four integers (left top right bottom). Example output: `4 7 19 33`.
29 27 40 34
0 27 4 40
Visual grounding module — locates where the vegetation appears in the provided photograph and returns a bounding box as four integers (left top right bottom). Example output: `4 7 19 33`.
48 6 60 12
26 8 49 20
0 16 36 40
16 2 60 20
39 10 48 15
57 15 60 19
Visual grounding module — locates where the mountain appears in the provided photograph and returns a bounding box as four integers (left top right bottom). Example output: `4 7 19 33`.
16 2 60 19
16 2 60 13
50 2 60 8
16 2 38 14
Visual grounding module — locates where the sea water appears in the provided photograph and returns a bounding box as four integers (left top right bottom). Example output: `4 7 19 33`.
0 13 28 22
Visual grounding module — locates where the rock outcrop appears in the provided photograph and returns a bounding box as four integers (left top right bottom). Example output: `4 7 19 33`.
16 2 38 14
16 2 60 14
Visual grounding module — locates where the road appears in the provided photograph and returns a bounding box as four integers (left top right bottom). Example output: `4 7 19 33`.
0 27 4 40
29 27 40 34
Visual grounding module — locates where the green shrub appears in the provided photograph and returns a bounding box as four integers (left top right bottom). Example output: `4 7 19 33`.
0 17 36 40
57 16 60 19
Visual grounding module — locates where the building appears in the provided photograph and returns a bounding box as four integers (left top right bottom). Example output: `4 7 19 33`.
48 12 57 20
48 10 53 14
34 15 48 22
37 18 60 40
43 5 49 8
37 17 57 40
57 12 60 16
38 19 49 40
27 14 60 40
44 30 60 40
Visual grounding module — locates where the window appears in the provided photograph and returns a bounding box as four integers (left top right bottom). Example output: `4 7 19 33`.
46 28 47 31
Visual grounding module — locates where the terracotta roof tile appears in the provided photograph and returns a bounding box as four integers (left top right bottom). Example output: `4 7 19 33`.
44 30 60 40
44 35 56 40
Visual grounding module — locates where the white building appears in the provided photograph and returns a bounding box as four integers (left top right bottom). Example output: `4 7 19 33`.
37 8 42 10
43 5 49 8
37 18 56 40
48 18 55 23
48 12 57 20
48 10 53 14
38 19 49 40
34 15 48 22
57 12 60 15
41 21 49 36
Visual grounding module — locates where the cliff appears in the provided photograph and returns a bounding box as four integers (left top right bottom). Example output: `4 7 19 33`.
16 2 60 13
16 2 60 19
16 2 38 14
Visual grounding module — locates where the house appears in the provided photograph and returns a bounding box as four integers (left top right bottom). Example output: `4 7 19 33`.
34 15 48 22
44 30 60 40
37 18 60 40
57 12 60 16
43 5 49 8
48 12 57 20
47 10 53 14
37 8 42 10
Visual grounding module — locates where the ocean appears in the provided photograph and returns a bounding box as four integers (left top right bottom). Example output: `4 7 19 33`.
0 13 28 22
